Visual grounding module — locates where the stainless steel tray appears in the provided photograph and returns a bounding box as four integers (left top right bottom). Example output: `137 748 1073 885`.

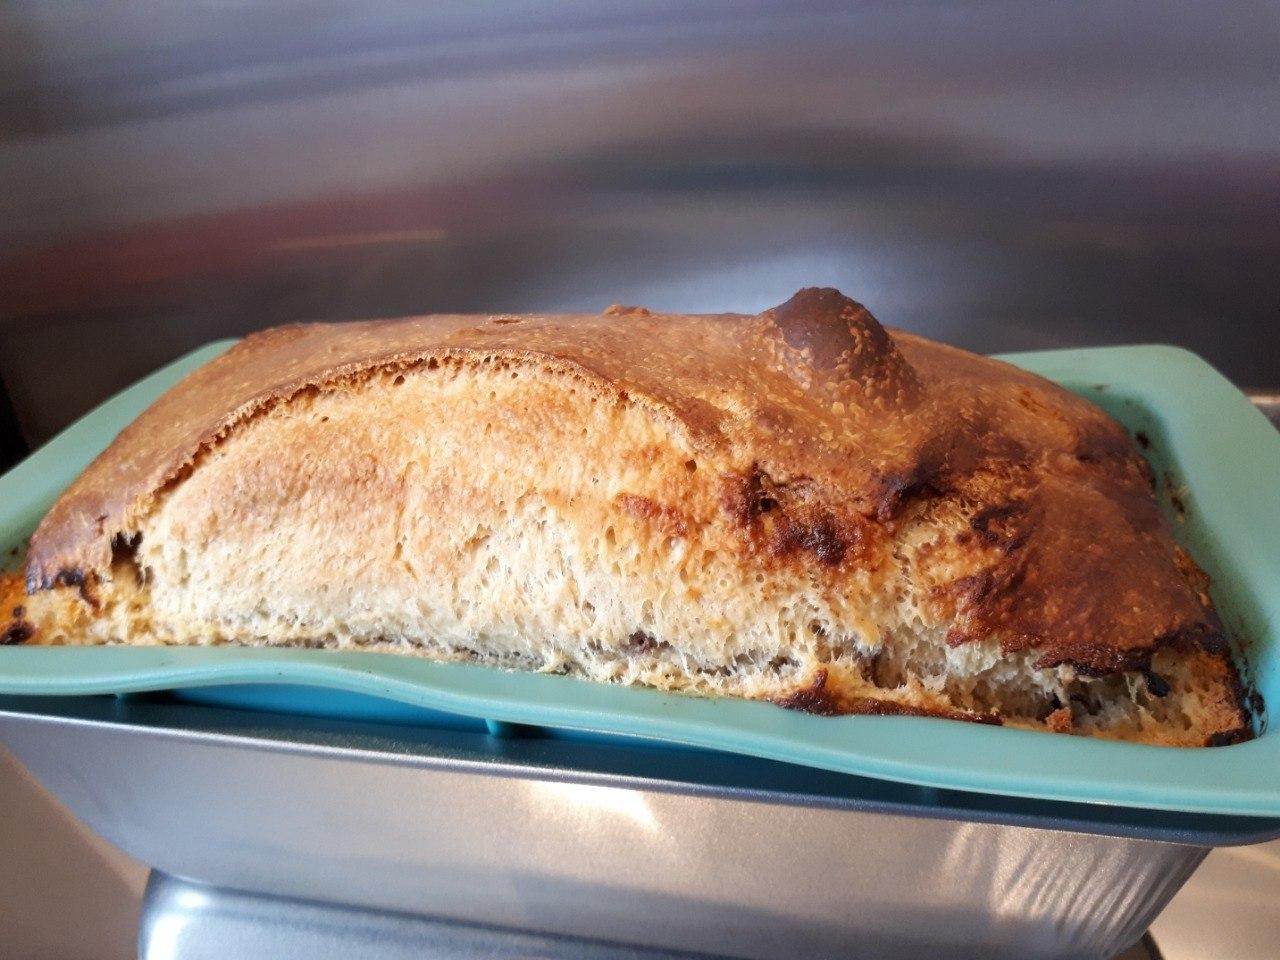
4 694 1276 960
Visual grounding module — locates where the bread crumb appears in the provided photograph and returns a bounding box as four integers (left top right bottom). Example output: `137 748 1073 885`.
1046 707 1074 734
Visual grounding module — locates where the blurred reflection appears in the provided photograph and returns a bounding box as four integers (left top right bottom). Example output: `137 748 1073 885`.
533 780 660 834
1 1 1277 444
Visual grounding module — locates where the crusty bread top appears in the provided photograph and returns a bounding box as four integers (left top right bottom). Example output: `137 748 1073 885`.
27 288 1218 674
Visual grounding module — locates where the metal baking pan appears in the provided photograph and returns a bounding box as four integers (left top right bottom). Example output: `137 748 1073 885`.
128 875 1159 960
3 691 1277 960
1 340 1278 815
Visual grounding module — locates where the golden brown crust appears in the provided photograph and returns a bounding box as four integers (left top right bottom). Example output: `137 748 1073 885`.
26 288 1226 678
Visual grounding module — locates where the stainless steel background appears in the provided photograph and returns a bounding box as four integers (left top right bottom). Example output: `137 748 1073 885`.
2 1 1278 450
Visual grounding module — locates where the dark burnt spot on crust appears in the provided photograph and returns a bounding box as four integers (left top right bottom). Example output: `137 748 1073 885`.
11 605 24 619
948 569 999 611
764 288 920 401
939 498 1037 644
1163 622 1226 656
872 468 942 523
1074 420 1136 466
942 554 1225 675
934 443 1227 673
968 504 1015 544
773 668 1004 724
1143 670 1171 697
839 697 1002 725
31 567 80 593
768 516 846 566
2 619 33 645
941 561 1029 649
870 443 949 522
720 467 854 568
30 567 100 609
865 417 1030 523
720 464 798 526
1206 728 1251 747
769 288 877 371
1038 645 1155 674
967 500 1032 551
719 469 764 529
774 669 844 715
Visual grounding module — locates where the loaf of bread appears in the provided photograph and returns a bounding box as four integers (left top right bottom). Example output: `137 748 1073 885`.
1 288 1253 745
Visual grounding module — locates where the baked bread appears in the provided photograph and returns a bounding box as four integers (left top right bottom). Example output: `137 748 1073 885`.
0 288 1253 745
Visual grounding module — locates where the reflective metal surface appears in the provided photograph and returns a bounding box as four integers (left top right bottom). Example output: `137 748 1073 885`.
0 694 1237 960
139 873 715 960
137 872 1163 960
2 1 1278 447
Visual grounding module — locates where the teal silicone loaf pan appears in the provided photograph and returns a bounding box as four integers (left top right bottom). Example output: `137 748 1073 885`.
1 341 1277 817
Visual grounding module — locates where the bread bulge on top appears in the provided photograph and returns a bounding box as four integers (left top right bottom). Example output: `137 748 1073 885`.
2 288 1254 745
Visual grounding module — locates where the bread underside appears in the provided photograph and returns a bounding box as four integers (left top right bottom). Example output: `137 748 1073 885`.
5 355 1246 746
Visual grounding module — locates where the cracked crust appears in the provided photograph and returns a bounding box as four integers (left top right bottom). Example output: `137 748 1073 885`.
12 288 1253 744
